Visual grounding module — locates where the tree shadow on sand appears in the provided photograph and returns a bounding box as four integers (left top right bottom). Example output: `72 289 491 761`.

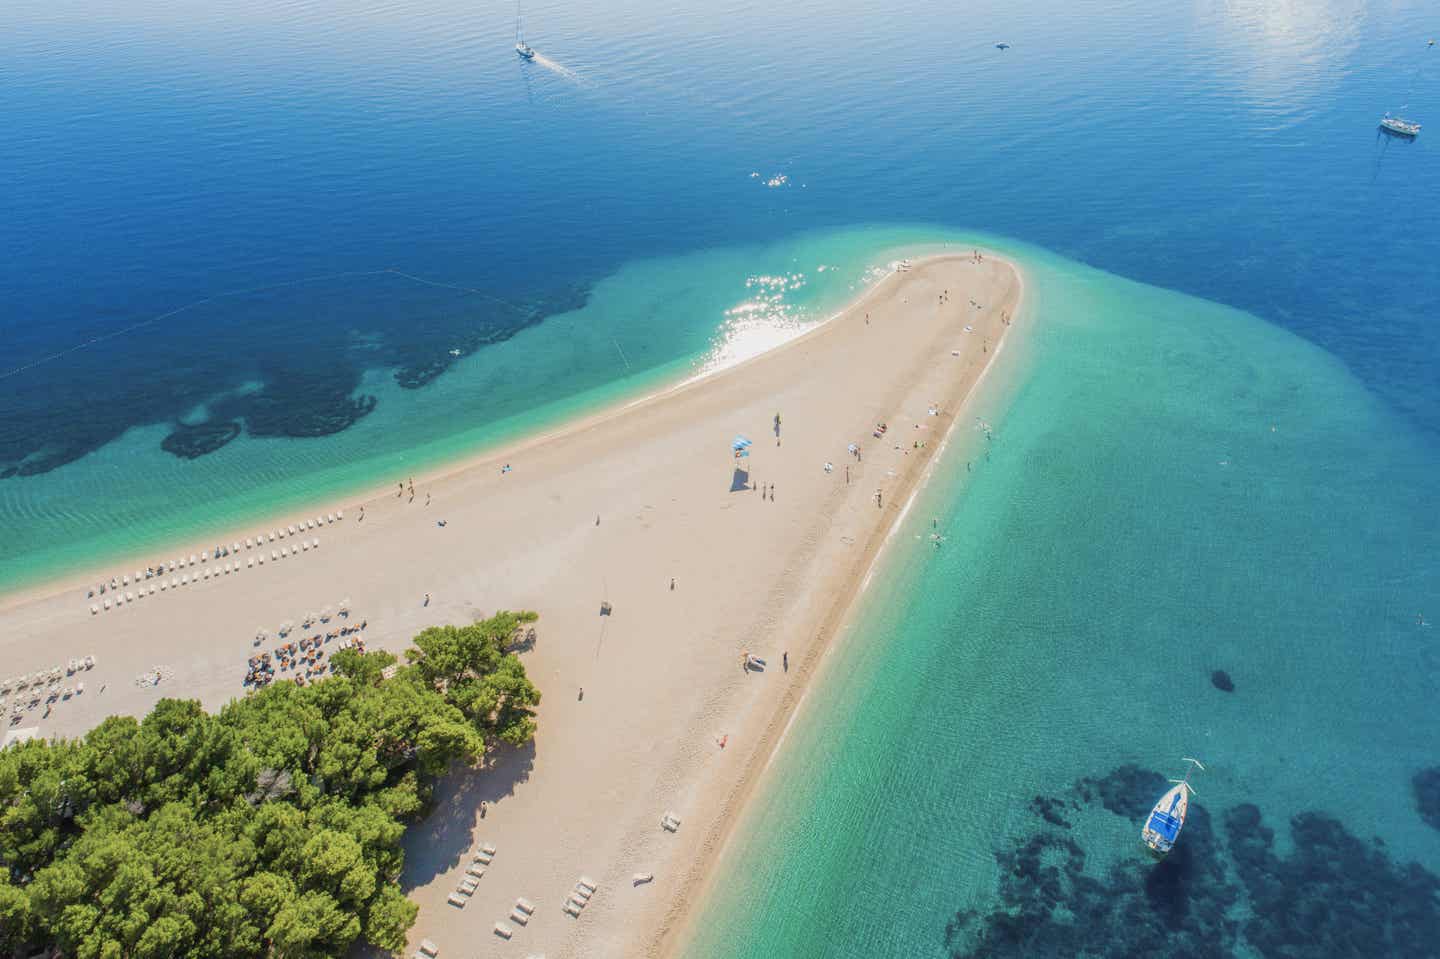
398 741 536 892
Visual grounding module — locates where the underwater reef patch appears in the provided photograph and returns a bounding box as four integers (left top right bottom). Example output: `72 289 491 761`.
1211 669 1235 692
1413 767 1440 832
0 276 593 474
944 766 1440 957
161 420 243 459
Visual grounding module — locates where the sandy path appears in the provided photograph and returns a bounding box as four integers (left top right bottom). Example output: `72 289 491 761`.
0 253 1022 959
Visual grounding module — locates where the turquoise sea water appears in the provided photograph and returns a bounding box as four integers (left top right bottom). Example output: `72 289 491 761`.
686 243 1440 957
6 0 1440 953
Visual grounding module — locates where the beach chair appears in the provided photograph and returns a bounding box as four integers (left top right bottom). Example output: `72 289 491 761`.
509 909 529 926
312 537 320 548
418 940 439 958
272 550 279 561
633 873 654 885
288 525 297 536
91 604 100 614
563 900 583 917
459 878 478 895
492 923 513 940
257 554 265 565
326 513 334 523
301 541 309 552
336 509 343 520
466 865 485 879
269 531 277 542
247 558 254 568
447 893 466 908
475 851 493 865
577 876 598 894
281 548 289 558
125 591 134 602
148 585 156 595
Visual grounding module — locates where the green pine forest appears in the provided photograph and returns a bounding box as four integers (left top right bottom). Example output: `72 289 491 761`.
0 611 542 958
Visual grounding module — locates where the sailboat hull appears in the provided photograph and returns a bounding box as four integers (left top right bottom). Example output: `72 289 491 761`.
1140 782 1190 859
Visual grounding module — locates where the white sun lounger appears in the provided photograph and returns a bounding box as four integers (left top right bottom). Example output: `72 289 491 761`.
459 878 478 895
447 893 466 908
515 897 535 915
288 525 297 535
493 923 513 940
301 541 309 552
509 909 529 926
103 599 112 609
247 557 254 568
312 537 320 547
466 865 485 879
418 940 439 958
269 531 277 542
475 851 493 865
271 550 279 561
148 585 156 595
568 895 588 911
336 509 343 519
563 901 582 917
326 513 334 523
481 843 498 856
633 873 654 885
91 604 99 614
577 877 598 893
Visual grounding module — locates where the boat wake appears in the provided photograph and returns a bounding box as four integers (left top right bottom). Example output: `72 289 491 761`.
529 53 594 88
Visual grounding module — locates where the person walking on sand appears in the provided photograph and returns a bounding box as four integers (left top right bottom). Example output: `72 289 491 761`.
423 592 430 607
783 651 788 671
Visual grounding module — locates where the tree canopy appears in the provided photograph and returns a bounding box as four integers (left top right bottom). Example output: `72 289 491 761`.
0 612 540 958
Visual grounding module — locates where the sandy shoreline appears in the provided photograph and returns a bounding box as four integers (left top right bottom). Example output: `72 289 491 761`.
0 251 1023 959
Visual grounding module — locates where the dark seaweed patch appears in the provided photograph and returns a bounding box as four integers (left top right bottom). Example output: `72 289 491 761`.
945 767 1440 958
0 276 591 475
161 421 243 459
1075 763 1167 819
1415 768 1440 832
1028 795 1073 828
1211 669 1235 692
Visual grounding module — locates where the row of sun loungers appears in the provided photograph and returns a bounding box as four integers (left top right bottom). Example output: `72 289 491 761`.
89 539 323 613
86 511 345 612
494 894 535 940
563 876 597 918
448 841 496 909
1 657 94 695
2 658 95 718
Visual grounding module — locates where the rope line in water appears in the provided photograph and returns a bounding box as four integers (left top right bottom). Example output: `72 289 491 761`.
1 268 531 382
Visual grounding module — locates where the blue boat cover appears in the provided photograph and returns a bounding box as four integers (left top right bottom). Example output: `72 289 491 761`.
1147 810 1181 842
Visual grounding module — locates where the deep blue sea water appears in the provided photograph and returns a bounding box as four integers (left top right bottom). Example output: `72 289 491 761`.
4 0 1440 954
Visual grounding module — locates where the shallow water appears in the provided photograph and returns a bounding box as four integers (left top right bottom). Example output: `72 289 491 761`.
685 243 1440 957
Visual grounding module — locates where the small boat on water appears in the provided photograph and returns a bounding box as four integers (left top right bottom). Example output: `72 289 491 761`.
1141 757 1204 859
515 0 535 60
1380 114 1421 137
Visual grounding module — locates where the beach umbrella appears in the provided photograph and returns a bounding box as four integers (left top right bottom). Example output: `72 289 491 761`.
731 435 752 450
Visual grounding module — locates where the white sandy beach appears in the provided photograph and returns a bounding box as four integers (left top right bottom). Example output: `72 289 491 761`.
0 253 1022 959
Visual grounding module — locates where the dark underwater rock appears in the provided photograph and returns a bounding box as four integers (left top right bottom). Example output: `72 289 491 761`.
1028 795 1072 828
1211 669 1235 692
161 421 242 459
1075 764 1167 819
945 767 1440 958
1414 767 1440 831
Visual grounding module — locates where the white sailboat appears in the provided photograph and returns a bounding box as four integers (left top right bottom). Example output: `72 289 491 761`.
515 0 535 60
1379 39 1433 137
1140 757 1204 859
